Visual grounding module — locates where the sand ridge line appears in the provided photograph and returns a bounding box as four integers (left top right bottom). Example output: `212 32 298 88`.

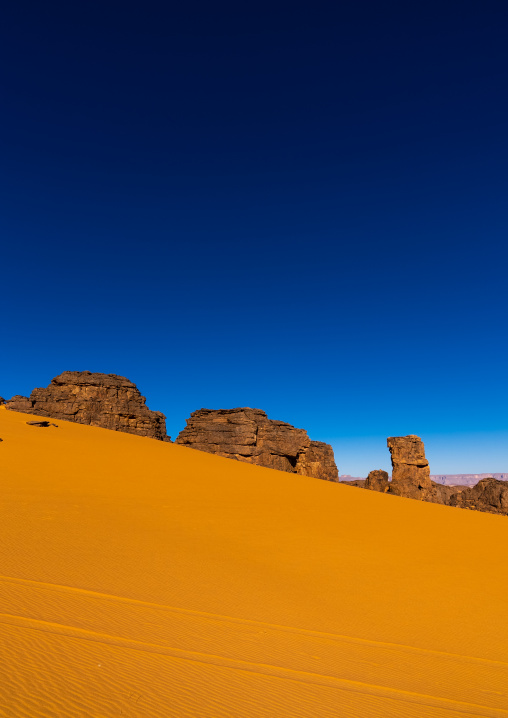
1 574 506 670
1 612 506 718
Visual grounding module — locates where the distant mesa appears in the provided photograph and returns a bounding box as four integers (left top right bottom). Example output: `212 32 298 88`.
175 407 339 482
431 473 508 486
5 371 169 441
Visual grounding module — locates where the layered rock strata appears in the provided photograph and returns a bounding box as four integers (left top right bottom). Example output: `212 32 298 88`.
387 435 434 501
5 371 168 441
175 407 338 482
449 478 508 515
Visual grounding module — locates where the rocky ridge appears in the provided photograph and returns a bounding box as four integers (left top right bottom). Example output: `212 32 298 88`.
4 372 507 516
5 371 168 441
432 473 508 486
175 407 339 482
449 478 508 515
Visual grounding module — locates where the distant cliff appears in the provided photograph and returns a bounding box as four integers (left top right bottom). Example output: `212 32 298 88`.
431 473 508 486
341 473 508 487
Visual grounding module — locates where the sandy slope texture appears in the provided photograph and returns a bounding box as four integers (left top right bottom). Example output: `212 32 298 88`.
1 405 507 717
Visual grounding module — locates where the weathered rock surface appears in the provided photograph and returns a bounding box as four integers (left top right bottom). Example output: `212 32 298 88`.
449 478 508 515
175 407 338 481
387 435 433 501
5 371 168 441
365 470 389 493
6 396 33 412
294 440 339 482
430 482 460 505
338 437 505 518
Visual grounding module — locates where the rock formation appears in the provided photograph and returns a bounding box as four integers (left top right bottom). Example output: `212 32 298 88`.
6 396 32 412
449 478 508 515
430 482 459 505
365 469 389 492
386 435 433 500
294 440 339 482
431 473 508 486
175 407 338 482
339 478 366 487
5 371 168 441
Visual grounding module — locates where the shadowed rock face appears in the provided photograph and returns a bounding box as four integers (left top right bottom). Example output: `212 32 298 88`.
175 407 339 482
387 435 433 500
430 482 460 505
294 440 339 482
5 371 168 441
449 478 508 515
365 470 389 493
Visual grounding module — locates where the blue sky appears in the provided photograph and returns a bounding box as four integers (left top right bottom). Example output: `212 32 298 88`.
1 2 507 475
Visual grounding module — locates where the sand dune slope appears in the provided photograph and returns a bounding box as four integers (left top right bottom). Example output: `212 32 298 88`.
1 406 507 717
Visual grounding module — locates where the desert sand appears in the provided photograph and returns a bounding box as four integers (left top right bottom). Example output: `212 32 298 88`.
1 405 507 717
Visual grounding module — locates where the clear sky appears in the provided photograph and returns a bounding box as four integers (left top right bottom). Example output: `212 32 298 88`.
1 2 507 475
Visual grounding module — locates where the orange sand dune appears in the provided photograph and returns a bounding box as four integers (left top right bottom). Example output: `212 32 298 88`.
1 405 507 717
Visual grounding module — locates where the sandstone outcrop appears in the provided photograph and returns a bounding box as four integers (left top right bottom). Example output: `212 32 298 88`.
175 407 338 481
386 436 467 505
430 482 460 505
294 440 339 482
365 470 389 493
6 396 33 412
387 435 433 500
5 371 168 441
449 478 508 515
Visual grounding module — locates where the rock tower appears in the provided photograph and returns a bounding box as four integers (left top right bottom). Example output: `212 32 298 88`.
386 435 433 500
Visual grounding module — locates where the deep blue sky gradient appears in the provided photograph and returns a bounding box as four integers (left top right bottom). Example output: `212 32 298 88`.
1 2 507 474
